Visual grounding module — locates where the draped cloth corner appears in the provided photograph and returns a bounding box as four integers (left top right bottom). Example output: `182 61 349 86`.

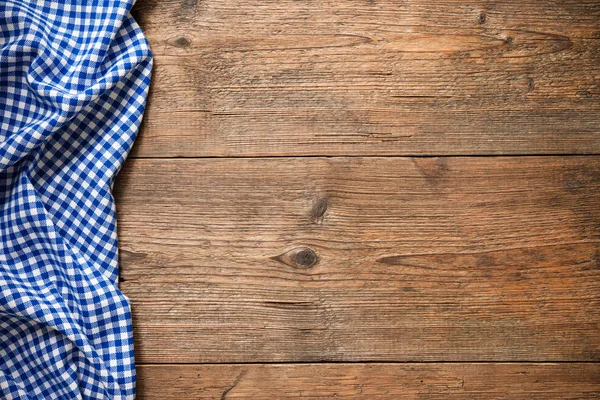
0 0 152 398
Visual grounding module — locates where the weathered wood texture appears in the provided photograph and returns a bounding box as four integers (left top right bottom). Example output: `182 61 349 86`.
113 156 600 363
123 1 600 395
136 363 600 399
129 0 600 157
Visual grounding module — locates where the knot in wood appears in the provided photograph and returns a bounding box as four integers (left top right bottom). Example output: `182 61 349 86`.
271 247 319 269
295 248 318 268
311 197 328 222
174 37 191 48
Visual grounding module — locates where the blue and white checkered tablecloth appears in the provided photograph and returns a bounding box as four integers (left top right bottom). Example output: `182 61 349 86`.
0 0 152 398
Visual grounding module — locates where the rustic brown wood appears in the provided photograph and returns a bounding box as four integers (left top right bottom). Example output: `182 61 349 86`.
113 156 600 363
136 363 600 399
123 1 600 395
129 0 600 157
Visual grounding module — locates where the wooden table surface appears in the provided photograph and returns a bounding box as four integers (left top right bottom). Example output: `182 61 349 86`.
114 0 600 397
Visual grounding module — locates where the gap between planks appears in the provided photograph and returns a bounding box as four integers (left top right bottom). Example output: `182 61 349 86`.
127 153 600 159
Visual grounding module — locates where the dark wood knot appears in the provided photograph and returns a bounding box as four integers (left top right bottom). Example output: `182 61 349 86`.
295 248 317 267
478 12 487 24
311 197 328 222
173 37 191 48
271 247 319 269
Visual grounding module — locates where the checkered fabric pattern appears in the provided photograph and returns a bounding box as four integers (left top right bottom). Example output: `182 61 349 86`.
0 0 151 398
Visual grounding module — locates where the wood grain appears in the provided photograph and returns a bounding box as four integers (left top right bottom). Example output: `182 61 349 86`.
136 363 600 399
129 0 600 157
124 1 600 395
113 156 600 363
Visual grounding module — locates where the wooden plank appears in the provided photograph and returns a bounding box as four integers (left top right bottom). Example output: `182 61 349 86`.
136 363 600 399
113 157 600 362
130 0 600 157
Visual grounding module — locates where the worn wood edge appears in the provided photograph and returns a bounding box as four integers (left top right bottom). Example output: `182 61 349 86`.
135 362 600 399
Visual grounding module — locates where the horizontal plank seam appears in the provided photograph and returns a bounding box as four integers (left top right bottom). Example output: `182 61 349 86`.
128 153 600 160
135 361 600 366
